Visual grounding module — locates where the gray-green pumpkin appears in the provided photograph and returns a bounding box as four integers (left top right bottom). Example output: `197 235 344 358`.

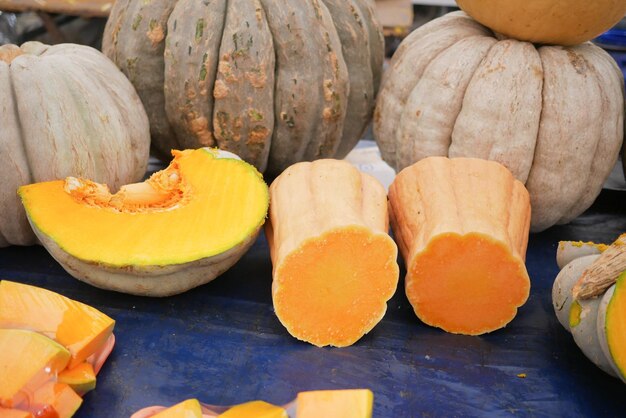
103 0 383 175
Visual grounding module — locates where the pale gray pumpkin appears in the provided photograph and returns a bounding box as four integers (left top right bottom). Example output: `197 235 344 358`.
102 0 384 175
374 11 624 232
0 42 150 247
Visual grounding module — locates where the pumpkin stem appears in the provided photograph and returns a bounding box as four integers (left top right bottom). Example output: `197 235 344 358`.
574 233 626 300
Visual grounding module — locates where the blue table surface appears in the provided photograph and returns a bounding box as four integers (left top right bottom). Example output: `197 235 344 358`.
1 190 625 418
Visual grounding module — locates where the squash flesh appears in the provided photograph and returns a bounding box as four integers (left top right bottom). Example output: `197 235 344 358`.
0 408 33 418
18 149 269 267
0 281 114 368
296 389 373 418
0 329 70 408
152 399 202 418
26 383 82 418
408 233 529 335
389 157 531 334
217 400 286 418
606 273 626 377
57 362 96 396
274 227 398 347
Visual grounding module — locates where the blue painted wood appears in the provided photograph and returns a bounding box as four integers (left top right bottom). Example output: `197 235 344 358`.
1 190 625 417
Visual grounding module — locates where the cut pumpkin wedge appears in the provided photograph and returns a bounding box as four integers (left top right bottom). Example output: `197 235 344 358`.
18 149 269 297
605 271 626 379
0 329 70 408
0 280 114 368
25 382 82 418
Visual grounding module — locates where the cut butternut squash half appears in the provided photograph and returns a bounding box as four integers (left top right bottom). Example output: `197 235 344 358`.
0 280 114 368
0 329 70 408
296 389 373 418
151 399 202 418
218 400 286 418
389 157 531 335
267 160 399 347
18 149 269 296
58 362 96 396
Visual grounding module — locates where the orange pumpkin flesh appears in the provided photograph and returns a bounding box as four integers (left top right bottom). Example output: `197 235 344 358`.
606 274 626 377
27 383 82 418
389 157 531 335
296 389 373 418
151 399 202 418
0 281 114 368
0 408 33 418
267 160 399 347
57 363 96 396
217 400 286 418
0 329 70 408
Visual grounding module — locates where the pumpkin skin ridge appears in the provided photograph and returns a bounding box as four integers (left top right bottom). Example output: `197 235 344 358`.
19 158 269 268
103 0 382 174
375 13 624 232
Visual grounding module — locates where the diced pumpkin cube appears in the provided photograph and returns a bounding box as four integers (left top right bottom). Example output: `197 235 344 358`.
152 399 203 418
218 400 286 418
296 389 373 418
0 280 114 368
58 362 96 396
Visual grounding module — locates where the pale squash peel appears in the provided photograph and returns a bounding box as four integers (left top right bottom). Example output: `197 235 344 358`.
267 160 399 347
389 157 531 335
18 149 269 296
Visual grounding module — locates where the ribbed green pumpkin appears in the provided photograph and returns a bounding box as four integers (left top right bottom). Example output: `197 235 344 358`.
103 0 383 175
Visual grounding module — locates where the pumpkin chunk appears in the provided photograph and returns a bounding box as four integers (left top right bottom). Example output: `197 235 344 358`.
58 362 96 396
25 383 82 418
267 160 399 347
296 389 373 418
0 408 33 418
0 280 114 368
0 329 70 408
151 399 202 418
18 149 269 296
389 157 531 335
606 272 626 378
218 400 286 418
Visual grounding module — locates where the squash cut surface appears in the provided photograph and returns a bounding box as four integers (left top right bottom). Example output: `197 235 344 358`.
28 382 82 418
408 233 529 334
0 281 114 368
0 329 70 407
389 157 531 335
296 389 373 418
606 272 626 377
19 149 268 267
273 226 398 347
0 408 33 418
58 362 96 396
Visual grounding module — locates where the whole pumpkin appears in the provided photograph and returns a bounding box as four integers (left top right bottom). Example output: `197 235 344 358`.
456 0 626 46
102 0 383 175
374 12 625 232
0 42 150 247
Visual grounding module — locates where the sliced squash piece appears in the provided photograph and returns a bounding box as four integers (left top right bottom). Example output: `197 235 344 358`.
0 280 114 368
389 157 531 335
151 399 202 418
0 408 33 418
24 383 82 418
18 149 269 297
296 389 373 418
0 329 70 408
267 160 399 347
218 400 286 418
602 272 626 380
58 362 96 396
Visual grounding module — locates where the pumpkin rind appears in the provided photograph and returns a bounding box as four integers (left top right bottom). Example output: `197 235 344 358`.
375 12 625 231
103 0 381 174
0 42 149 247
456 0 626 46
